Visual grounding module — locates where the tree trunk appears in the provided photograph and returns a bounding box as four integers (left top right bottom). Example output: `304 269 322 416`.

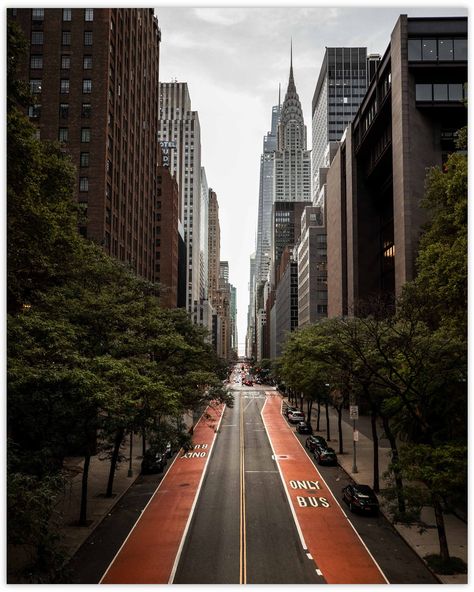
316 400 321 431
381 415 405 514
325 401 330 441
337 405 343 454
142 426 146 458
307 399 313 428
299 393 304 412
433 495 450 562
371 410 380 493
79 452 91 525
106 427 125 497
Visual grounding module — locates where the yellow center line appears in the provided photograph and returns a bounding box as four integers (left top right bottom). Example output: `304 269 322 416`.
239 394 247 584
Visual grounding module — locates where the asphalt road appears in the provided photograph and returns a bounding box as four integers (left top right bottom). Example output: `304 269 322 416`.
174 388 322 584
67 382 438 585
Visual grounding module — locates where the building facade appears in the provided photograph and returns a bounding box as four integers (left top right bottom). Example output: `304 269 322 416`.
311 47 368 200
158 82 202 313
14 8 161 281
327 15 467 316
297 206 327 326
156 166 179 308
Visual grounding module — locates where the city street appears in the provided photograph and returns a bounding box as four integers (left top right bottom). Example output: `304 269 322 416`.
68 382 438 585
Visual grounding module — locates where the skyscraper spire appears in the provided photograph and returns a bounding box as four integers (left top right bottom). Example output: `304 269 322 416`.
288 39 295 92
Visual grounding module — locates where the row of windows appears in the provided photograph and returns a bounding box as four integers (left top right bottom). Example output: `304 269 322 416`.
32 8 94 21
30 78 93 94
415 82 466 102
31 30 94 46
408 38 467 62
30 54 93 70
58 127 91 142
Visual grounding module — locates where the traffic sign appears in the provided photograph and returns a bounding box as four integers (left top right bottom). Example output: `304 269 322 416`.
349 405 359 420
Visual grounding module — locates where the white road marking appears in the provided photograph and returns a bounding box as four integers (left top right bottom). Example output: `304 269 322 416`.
306 553 313 560
99 406 220 583
260 397 308 552
168 405 226 584
245 470 279 473
316 569 323 576
288 422 390 584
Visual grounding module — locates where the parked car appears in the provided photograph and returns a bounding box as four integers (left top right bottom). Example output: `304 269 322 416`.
342 484 379 514
244 379 253 386
313 444 338 466
284 405 298 418
305 435 328 452
141 449 167 474
288 410 305 424
296 421 313 434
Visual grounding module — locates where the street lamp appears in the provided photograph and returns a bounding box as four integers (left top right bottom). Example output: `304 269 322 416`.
128 431 133 477
349 401 358 473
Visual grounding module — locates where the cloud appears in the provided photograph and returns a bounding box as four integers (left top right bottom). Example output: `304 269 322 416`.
193 8 247 26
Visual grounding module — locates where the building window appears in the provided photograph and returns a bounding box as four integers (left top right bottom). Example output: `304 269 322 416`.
81 128 91 142
58 127 68 142
82 79 92 93
59 103 69 118
433 83 448 101
454 39 467 61
62 31 71 46
408 39 422 61
80 152 90 167
438 39 454 61
83 55 92 69
84 31 93 46
31 31 43 45
60 79 70 94
422 39 437 61
30 55 43 69
31 8 44 21
79 177 89 191
415 83 432 101
84 8 94 21
28 104 41 118
59 55 71 70
81 103 92 117
62 8 72 21
29 79 42 94
448 83 464 102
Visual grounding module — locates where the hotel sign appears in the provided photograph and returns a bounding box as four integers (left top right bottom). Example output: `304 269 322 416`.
160 140 176 167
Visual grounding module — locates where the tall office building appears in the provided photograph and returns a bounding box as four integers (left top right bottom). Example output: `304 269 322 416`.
13 8 161 281
312 47 368 199
208 190 220 303
230 285 238 355
297 206 327 325
255 99 281 284
327 16 467 315
274 50 312 205
158 82 202 313
246 253 256 359
199 167 210 300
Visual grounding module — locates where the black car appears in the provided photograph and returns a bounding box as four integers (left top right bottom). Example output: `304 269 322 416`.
342 484 379 514
141 449 167 474
305 435 328 452
313 444 338 466
296 421 313 434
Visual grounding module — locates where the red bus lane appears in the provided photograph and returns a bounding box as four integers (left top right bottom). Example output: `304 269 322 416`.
262 394 387 585
100 403 225 584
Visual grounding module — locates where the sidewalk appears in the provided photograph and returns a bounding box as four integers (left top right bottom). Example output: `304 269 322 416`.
58 432 144 560
283 395 468 585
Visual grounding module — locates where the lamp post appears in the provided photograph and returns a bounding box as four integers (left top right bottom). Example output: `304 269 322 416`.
128 430 133 477
349 403 358 473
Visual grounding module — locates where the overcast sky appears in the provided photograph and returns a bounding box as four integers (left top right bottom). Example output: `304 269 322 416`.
155 4 467 354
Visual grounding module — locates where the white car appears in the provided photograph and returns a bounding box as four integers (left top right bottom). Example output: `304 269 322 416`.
288 410 305 424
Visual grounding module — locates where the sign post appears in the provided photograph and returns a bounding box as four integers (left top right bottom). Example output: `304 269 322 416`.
349 405 359 473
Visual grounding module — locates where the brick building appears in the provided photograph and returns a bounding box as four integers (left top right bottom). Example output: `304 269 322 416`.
12 8 161 281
